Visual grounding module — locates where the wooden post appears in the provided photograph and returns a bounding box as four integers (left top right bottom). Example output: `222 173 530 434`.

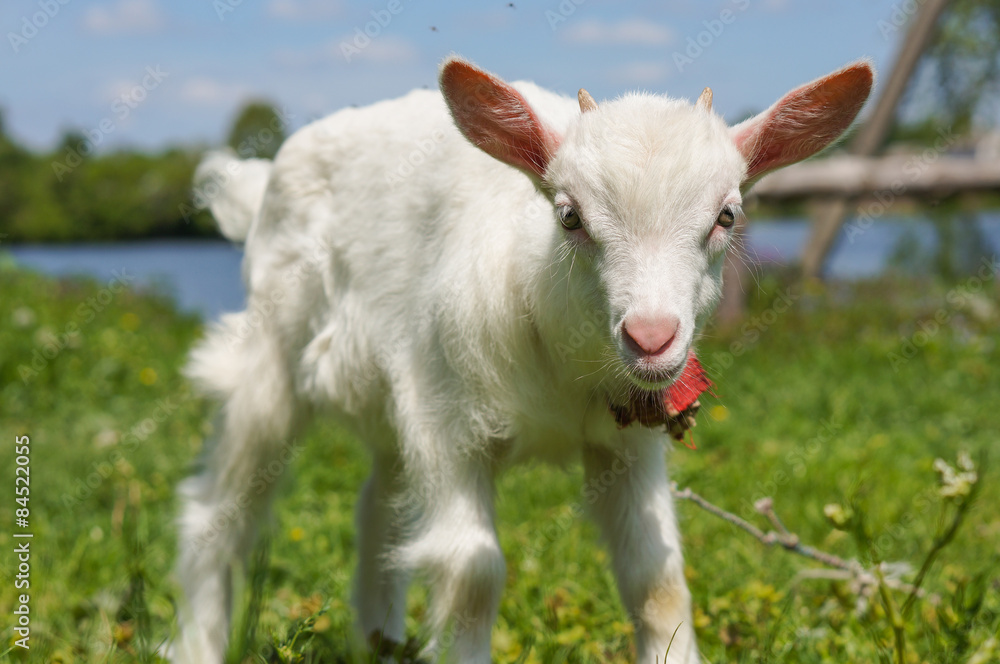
799 0 951 279
748 154 1000 199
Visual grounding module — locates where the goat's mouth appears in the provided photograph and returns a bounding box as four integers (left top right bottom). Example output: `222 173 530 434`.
622 353 689 391
603 360 684 412
626 364 682 390
607 352 713 436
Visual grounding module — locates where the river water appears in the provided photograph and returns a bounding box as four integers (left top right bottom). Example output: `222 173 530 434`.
6 214 999 320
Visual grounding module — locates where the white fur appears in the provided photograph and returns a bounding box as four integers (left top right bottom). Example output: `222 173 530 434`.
194 149 272 242
173 57 872 663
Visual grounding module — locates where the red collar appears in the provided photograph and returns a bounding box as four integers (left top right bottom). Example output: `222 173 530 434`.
609 353 713 444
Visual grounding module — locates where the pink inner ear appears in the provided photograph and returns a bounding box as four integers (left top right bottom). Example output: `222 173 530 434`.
440 59 561 179
733 61 874 182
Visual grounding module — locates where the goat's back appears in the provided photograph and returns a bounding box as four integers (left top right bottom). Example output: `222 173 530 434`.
227 82 591 445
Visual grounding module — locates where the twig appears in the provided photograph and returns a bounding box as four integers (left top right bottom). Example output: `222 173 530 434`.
670 483 941 604
755 497 792 537
672 483 855 571
674 451 982 664
794 568 935 603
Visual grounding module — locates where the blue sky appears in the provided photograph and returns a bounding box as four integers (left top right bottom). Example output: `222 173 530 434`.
1 0 914 153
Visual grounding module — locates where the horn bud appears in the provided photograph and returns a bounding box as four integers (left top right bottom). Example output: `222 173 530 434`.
696 87 713 112
578 88 598 114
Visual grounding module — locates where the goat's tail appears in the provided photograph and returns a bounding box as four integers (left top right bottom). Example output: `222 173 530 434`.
173 309 302 664
193 149 272 242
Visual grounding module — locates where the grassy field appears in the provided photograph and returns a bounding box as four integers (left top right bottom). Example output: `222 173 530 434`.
1 256 998 663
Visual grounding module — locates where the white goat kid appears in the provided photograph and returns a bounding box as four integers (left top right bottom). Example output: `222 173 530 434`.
174 57 873 663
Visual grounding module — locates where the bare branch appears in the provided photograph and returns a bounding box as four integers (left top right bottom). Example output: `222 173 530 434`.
670 483 940 604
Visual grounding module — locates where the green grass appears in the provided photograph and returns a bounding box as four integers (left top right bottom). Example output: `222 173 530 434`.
1 258 998 663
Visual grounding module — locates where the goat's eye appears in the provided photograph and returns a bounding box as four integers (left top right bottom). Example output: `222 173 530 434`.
716 206 736 229
558 205 582 231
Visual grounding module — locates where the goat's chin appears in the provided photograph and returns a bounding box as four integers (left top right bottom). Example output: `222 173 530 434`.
628 371 678 391
623 358 687 391
629 375 674 391
603 369 677 415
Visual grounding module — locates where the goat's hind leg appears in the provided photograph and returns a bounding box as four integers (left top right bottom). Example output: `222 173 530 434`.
172 319 303 664
353 445 413 655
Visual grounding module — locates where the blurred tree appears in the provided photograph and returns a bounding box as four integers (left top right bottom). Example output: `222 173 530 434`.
0 102 279 242
0 127 217 242
0 109 29 232
226 100 287 160
893 0 1000 278
912 0 1000 135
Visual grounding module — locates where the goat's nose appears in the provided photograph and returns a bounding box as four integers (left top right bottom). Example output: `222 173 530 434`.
622 315 679 357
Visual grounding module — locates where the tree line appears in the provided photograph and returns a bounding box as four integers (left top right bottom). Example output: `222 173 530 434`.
0 102 286 243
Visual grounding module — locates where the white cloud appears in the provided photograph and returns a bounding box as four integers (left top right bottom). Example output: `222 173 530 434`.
608 61 672 86
268 0 342 21
276 35 419 67
562 18 674 46
103 78 145 104
179 78 252 107
337 35 418 63
83 0 165 35
273 47 324 68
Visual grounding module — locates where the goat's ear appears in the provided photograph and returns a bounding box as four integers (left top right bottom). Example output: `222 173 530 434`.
730 60 874 185
440 57 561 180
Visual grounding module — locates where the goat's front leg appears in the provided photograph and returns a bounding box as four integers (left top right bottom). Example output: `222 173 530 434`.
396 456 505 664
583 434 699 664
